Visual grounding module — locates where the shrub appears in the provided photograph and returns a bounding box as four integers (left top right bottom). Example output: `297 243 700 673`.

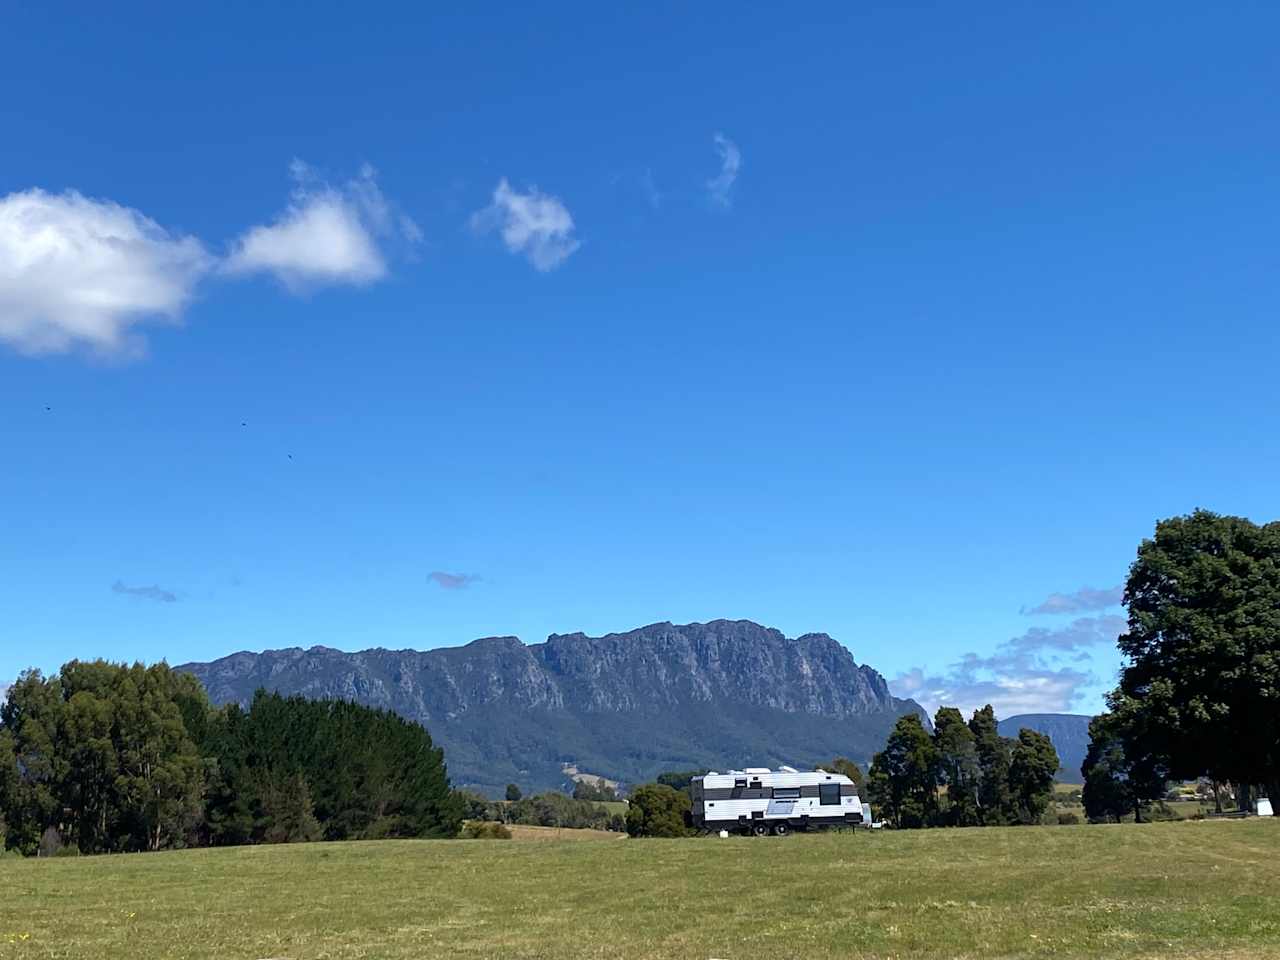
460 821 512 840
625 784 690 838
1057 811 1081 825
53 843 82 857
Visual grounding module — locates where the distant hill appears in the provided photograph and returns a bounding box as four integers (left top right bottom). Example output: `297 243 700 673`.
999 713 1093 782
179 619 926 796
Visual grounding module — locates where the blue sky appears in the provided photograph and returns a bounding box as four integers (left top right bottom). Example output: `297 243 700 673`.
2 3 1277 718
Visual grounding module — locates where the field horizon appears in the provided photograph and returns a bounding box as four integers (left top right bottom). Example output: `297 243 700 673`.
3 819 1277 959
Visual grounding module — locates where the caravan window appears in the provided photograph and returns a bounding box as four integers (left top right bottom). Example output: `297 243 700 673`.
773 788 800 800
819 783 841 805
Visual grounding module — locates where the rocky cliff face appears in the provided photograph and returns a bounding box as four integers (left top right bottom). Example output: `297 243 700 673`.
180 619 923 795
999 713 1094 783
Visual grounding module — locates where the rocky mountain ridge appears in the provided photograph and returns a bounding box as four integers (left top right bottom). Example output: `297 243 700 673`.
180 619 925 794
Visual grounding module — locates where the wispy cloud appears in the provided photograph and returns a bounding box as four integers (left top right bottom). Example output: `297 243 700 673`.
0 189 214 356
641 168 662 210
112 580 178 603
224 160 419 291
706 133 741 208
1023 585 1124 615
471 179 579 271
890 615 1124 718
0 684 10 704
428 571 479 590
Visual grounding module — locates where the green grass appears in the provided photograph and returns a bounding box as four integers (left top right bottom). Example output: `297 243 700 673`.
2 820 1278 959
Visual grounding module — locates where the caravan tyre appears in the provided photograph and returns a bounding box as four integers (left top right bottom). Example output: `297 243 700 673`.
772 822 789 837
751 822 770 837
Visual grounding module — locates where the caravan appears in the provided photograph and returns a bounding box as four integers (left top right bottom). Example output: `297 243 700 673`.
690 766 864 836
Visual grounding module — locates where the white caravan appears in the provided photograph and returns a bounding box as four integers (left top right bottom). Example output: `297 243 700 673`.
690 766 864 836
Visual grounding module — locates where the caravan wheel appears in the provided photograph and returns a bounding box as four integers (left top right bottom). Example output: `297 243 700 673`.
771 822 790 837
751 822 770 837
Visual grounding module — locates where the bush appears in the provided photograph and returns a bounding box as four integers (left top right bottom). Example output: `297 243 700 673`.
53 843 82 857
625 784 690 838
571 780 618 802
460 821 512 840
506 792 621 831
1057 811 1081 825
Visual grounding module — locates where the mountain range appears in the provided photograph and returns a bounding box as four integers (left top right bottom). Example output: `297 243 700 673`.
179 619 925 795
999 713 1092 783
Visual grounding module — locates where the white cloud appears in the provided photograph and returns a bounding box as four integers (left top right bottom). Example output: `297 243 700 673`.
0 189 213 355
1023 585 1124 615
471 178 579 271
707 133 741 208
890 615 1125 718
224 161 417 291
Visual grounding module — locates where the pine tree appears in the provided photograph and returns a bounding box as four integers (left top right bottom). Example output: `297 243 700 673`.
969 705 1013 826
932 707 980 827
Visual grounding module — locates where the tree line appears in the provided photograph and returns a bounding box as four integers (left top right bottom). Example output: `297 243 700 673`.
1082 511 1279 822
867 707 1060 828
0 661 462 856
455 788 625 832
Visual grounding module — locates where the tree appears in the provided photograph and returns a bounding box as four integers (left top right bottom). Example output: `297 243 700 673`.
1 665 465 853
572 780 617 802
969 706 1013 826
259 770 323 844
1082 714 1133 823
1081 701 1168 823
505 783 522 802
625 784 690 837
1007 729 1059 824
932 708 980 827
1118 510 1280 802
826 758 865 792
867 714 938 828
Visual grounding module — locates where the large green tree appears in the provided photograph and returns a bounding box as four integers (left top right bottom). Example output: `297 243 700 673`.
867 714 938 828
625 783 690 837
932 707 980 827
1081 700 1168 823
969 705 1013 826
1118 510 1280 801
1007 729 1059 824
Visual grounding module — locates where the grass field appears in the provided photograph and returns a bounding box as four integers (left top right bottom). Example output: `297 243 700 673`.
2 820 1278 959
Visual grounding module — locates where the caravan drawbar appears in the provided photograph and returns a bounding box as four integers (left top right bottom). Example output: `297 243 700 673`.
690 766 864 836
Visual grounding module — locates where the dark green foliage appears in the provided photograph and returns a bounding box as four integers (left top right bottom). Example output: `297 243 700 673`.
505 791 621 831
453 790 491 821
1057 810 1081 825
504 783 522 802
868 714 938 828
1008 729 1060 824
571 780 617 801
202 691 463 844
870 705 1060 830
1081 707 1167 823
932 708 980 827
0 662 206 855
826 758 865 791
0 664 462 854
625 783 690 837
1117 510 1280 799
970 705 1014 826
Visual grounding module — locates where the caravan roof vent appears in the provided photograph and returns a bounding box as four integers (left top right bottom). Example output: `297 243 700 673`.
743 767 772 775
777 765 799 774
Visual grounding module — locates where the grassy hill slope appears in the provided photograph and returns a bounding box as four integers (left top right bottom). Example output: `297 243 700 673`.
3 821 1278 958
